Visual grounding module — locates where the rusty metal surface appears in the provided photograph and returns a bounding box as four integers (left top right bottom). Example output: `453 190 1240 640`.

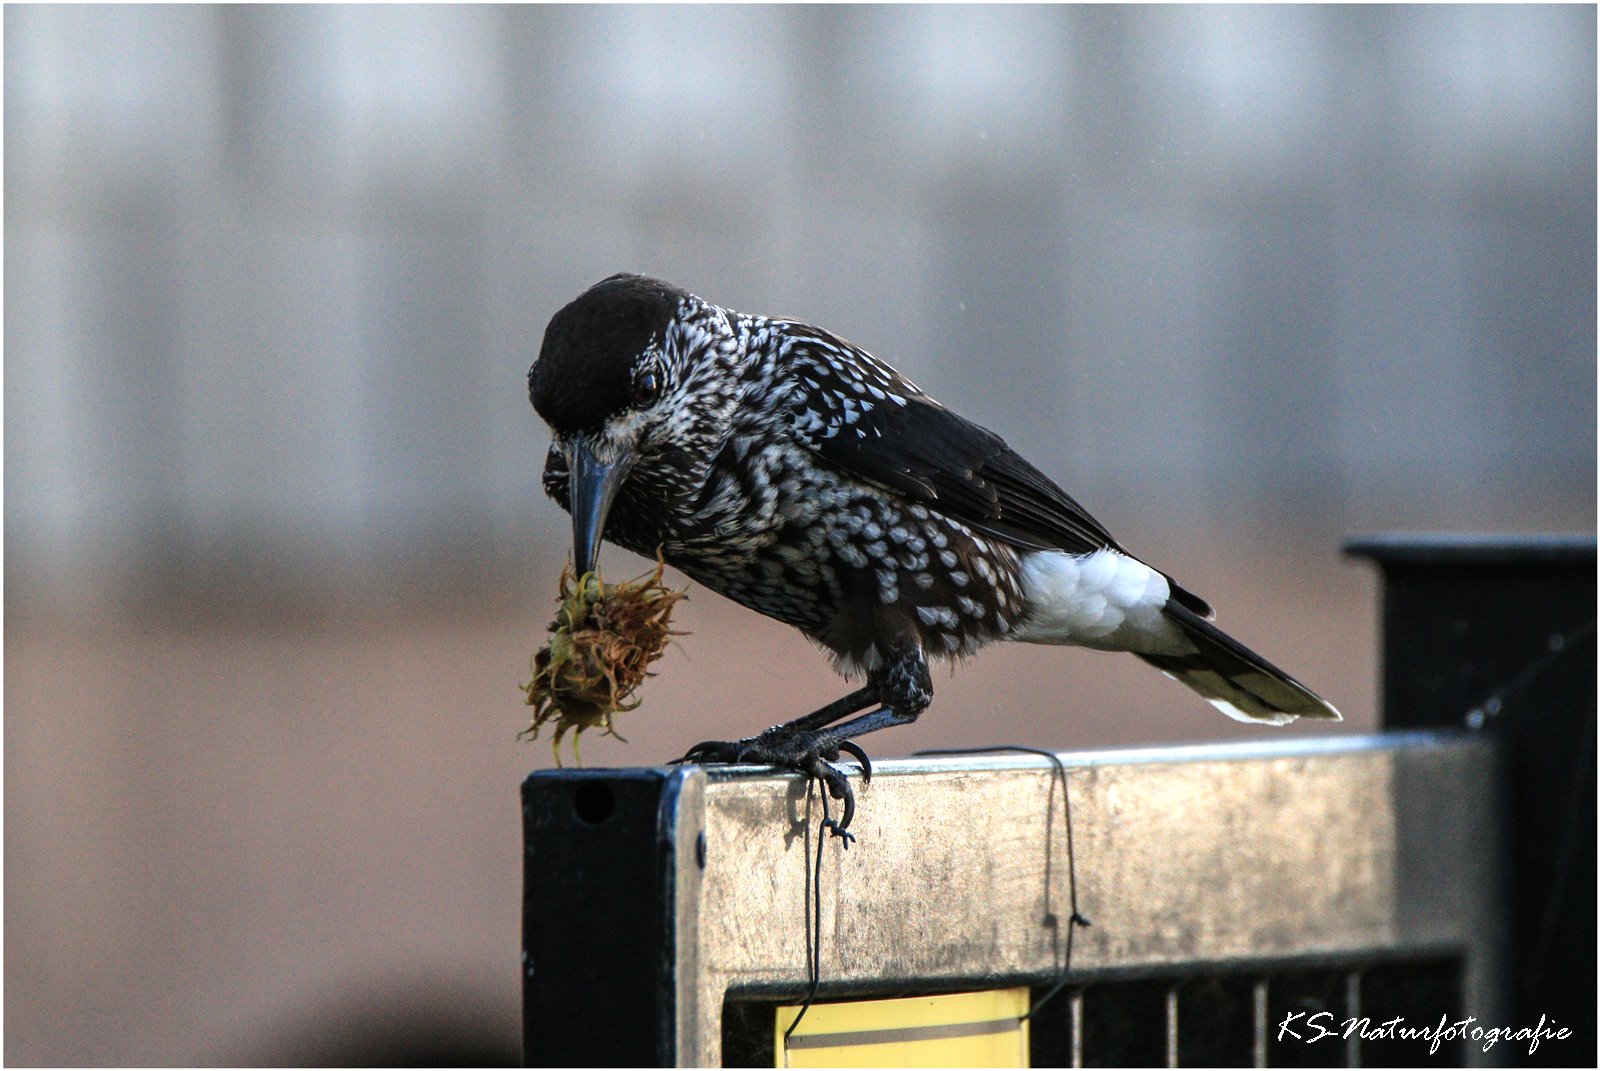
661 733 1503 1066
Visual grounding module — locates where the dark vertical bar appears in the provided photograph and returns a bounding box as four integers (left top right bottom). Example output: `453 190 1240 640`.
522 768 686 1067
1356 959 1463 1068
1026 985 1078 1068
1080 979 1169 1067
1266 969 1351 1068
1348 534 1596 1066
1175 975 1258 1068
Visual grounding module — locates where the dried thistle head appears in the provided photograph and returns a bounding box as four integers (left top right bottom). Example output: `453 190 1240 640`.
520 556 687 764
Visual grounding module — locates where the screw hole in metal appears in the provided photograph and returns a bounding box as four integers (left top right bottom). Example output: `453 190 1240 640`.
573 782 616 825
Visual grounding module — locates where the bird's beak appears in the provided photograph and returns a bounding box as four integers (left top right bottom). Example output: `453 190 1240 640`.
566 438 632 578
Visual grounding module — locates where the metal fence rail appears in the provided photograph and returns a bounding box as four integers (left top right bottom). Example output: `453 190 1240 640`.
523 733 1502 1066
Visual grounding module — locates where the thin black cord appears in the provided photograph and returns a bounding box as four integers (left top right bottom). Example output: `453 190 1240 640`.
783 781 850 1046
913 745 1091 1019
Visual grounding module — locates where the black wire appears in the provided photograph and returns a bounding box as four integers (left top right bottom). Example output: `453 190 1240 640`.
783 781 837 1046
913 745 1091 1020
782 745 1087 1049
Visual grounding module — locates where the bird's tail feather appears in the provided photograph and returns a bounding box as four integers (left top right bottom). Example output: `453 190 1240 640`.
1139 602 1341 726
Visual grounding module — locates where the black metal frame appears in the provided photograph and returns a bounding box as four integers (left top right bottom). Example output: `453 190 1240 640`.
522 768 691 1066
1348 534 1596 1067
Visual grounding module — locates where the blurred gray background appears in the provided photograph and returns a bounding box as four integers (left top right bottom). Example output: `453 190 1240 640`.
6 4 1594 1065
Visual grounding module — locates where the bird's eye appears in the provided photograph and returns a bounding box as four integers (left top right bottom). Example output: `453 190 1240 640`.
633 365 665 407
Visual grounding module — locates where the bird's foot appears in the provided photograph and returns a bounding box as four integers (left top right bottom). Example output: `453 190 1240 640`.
672 731 872 834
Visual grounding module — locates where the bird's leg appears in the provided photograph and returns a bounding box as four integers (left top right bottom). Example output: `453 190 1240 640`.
673 646 933 831
673 683 880 765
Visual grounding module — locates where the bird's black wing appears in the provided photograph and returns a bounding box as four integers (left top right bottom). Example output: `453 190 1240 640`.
783 327 1120 556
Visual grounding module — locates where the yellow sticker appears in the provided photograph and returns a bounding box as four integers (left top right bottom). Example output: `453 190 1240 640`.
776 987 1030 1068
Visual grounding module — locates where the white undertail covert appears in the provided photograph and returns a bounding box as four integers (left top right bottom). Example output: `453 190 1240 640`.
1012 548 1189 653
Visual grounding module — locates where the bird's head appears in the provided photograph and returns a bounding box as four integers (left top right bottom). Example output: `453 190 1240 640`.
528 273 741 575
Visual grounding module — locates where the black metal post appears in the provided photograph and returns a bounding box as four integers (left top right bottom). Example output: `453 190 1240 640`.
1348 534 1596 1066
521 767 687 1067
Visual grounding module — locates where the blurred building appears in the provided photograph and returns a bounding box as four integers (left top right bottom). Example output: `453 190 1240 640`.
5 5 1594 1065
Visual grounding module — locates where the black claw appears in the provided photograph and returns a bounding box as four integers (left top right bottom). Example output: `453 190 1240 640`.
673 730 873 832
672 738 755 765
802 755 857 832
670 741 713 765
833 789 856 834
837 740 873 783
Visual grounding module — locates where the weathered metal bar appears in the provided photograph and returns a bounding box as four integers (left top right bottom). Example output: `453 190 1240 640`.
524 732 1502 1067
